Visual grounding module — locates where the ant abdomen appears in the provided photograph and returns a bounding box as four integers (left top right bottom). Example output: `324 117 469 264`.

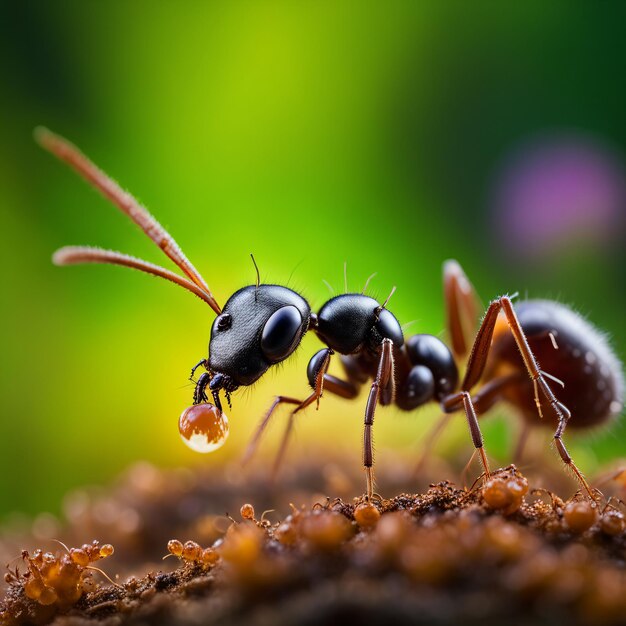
487 300 624 429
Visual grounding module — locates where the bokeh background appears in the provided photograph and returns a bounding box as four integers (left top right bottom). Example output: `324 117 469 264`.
0 1 624 521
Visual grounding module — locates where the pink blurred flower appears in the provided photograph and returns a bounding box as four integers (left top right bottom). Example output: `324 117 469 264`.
492 133 626 260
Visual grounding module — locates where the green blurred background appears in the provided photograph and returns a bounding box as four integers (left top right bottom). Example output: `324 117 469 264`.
0 1 624 521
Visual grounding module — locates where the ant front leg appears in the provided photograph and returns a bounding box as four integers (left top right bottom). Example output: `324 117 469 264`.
242 348 359 476
363 338 395 500
193 372 210 405
189 358 208 381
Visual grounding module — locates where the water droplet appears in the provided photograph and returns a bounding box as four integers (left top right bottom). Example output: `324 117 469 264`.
178 404 229 453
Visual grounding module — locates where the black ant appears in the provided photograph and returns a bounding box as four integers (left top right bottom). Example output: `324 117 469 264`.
38 128 624 500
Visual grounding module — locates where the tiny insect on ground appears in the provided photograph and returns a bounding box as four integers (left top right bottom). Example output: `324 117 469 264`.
3 540 116 610
38 128 624 500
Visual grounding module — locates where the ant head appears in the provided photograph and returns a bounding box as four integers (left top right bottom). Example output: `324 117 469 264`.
208 285 311 391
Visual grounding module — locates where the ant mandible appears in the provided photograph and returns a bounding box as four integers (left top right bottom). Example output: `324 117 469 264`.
38 128 624 500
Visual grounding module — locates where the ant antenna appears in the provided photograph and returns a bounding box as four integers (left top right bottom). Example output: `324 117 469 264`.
362 272 377 294
344 261 348 293
250 254 260 300
37 128 221 315
381 285 397 309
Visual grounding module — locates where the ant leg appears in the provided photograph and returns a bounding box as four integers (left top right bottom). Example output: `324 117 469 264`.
442 391 490 477
363 338 395 500
193 372 210 405
242 349 359 471
271 392 320 478
443 260 482 358
189 358 208 381
462 296 594 498
267 349 335 477
416 374 518 476
306 350 363 399
472 374 521 413
271 350 360 477
306 348 334 409
473 374 534 466
241 396 302 467
554 420 595 499
322 374 361 399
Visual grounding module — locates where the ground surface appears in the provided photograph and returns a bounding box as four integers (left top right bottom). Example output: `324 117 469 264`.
2 460 626 626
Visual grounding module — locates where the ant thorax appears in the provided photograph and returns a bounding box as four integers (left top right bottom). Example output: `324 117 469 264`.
315 294 404 354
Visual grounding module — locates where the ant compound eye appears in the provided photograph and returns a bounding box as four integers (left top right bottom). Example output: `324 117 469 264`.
216 313 232 331
261 305 303 363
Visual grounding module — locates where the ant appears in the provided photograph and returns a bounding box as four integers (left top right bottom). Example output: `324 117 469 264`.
38 128 624 501
5 541 116 608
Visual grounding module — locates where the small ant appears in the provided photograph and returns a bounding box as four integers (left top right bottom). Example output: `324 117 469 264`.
164 540 219 568
5 541 117 608
38 128 624 500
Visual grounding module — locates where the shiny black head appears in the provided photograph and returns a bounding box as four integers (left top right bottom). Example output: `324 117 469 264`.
208 285 311 392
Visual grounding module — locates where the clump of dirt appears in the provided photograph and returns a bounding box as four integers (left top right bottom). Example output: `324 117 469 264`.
2 464 626 626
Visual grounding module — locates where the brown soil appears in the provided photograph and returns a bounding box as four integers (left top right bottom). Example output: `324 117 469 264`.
2 462 626 626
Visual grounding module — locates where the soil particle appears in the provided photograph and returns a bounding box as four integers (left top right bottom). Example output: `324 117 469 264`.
2 464 626 626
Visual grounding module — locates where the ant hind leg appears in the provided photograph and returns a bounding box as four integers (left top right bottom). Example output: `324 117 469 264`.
443 259 482 359
459 295 594 498
442 391 491 478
